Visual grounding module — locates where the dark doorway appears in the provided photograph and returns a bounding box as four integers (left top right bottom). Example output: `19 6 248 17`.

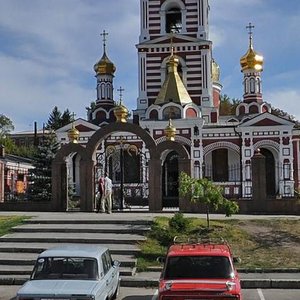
162 151 179 208
212 149 228 182
260 148 276 196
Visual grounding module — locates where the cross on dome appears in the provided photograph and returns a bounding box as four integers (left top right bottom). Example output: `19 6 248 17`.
117 86 125 102
246 22 255 48
100 29 109 52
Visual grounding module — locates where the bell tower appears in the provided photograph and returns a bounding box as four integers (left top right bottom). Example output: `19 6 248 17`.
134 0 214 124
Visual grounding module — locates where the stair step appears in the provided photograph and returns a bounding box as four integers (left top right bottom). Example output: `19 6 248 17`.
0 265 134 276
0 242 140 255
0 232 145 244
24 219 152 226
12 224 149 235
0 253 136 267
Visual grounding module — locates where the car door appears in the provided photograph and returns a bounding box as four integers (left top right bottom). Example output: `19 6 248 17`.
101 250 115 297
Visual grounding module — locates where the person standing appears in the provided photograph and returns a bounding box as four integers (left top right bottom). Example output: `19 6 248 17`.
96 175 104 213
102 172 113 213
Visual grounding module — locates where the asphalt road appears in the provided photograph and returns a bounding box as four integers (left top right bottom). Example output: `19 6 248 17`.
2 286 300 300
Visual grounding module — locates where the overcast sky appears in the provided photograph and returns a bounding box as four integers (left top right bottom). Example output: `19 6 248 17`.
0 0 299 132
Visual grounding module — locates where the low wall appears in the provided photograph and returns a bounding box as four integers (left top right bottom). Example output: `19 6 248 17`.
181 197 300 215
0 201 53 212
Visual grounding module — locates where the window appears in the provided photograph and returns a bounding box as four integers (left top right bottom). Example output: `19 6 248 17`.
166 7 182 33
165 256 233 279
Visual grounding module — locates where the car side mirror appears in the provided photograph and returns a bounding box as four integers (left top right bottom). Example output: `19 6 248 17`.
157 256 165 264
233 257 241 264
113 260 120 267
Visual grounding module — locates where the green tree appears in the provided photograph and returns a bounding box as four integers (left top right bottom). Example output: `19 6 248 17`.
0 114 14 138
219 94 241 116
27 132 59 201
179 172 239 228
46 106 73 130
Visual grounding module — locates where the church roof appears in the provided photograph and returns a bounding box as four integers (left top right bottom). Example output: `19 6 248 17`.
154 51 192 106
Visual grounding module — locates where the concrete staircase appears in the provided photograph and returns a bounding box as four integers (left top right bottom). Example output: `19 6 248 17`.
0 216 152 285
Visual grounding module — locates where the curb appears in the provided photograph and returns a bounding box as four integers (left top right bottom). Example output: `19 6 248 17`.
120 277 300 289
1 277 300 289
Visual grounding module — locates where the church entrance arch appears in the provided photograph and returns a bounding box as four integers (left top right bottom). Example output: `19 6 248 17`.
85 122 158 211
260 148 276 196
52 143 92 211
162 150 179 207
156 140 191 210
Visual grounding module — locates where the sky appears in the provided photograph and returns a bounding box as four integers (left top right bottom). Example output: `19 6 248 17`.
0 0 299 132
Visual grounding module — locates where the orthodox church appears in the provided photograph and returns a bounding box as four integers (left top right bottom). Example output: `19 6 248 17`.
56 0 300 213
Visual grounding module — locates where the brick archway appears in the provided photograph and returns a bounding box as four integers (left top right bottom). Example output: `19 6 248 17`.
156 140 191 211
52 143 92 211
52 123 193 212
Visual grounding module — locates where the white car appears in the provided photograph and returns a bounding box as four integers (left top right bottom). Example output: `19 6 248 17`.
16 244 120 300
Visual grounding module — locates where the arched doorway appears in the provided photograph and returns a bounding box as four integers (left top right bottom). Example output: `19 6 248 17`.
162 150 179 208
260 148 276 195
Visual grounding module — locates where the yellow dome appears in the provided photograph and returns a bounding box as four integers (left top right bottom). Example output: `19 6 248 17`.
240 38 263 72
211 58 220 82
114 100 128 123
68 126 79 143
94 52 116 75
164 119 176 141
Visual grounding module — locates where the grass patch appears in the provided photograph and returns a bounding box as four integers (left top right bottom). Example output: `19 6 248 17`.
137 214 300 271
0 215 29 236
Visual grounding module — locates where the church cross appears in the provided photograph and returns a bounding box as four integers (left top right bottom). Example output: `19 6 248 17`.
117 86 125 102
100 30 109 51
246 22 255 37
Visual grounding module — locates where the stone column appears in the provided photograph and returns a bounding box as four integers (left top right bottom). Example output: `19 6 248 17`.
251 149 267 212
80 159 95 212
148 158 162 212
52 161 67 211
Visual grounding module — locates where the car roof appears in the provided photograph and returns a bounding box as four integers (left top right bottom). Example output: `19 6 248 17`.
167 243 232 257
38 244 108 258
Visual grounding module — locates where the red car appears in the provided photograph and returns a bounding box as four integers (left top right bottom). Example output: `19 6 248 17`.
158 238 242 300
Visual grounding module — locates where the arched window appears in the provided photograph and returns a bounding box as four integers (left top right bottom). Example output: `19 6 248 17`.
163 106 181 119
250 78 255 93
249 105 258 114
166 7 182 33
149 109 159 120
96 110 106 123
238 106 246 115
101 83 105 99
186 108 197 118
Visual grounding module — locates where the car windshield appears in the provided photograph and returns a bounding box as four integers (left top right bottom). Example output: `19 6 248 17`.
164 255 234 279
31 257 98 280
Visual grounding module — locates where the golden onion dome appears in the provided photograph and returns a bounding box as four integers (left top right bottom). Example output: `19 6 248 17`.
114 100 128 123
240 37 263 72
94 52 116 76
211 58 220 82
68 126 79 143
164 119 176 141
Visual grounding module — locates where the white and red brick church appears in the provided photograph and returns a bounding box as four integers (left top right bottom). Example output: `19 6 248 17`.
55 0 300 213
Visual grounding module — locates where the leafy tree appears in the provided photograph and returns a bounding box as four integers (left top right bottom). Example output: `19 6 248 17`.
266 102 300 127
46 106 73 130
0 114 14 138
219 94 241 116
179 172 239 228
27 132 59 201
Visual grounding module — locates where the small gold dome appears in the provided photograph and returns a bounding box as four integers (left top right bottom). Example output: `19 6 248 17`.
240 39 263 72
68 126 79 143
114 100 128 123
211 58 220 82
164 119 176 141
94 52 116 75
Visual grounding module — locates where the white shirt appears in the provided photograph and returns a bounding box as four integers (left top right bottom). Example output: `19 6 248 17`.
104 176 113 192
